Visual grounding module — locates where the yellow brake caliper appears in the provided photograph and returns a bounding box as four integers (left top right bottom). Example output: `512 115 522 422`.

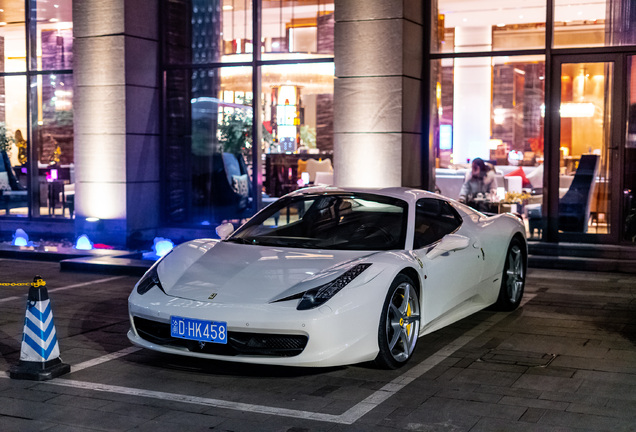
399 294 412 337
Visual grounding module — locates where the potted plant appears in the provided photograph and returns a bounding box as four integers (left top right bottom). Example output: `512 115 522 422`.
218 110 252 155
0 122 15 156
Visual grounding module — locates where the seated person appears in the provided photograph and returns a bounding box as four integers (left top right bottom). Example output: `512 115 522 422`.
458 158 497 203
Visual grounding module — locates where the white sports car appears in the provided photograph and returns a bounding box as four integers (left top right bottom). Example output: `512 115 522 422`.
128 186 526 368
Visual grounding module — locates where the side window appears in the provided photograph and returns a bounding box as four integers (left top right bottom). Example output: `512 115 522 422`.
414 198 462 249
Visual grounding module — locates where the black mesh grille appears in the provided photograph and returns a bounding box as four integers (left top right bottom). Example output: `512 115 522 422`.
133 317 308 357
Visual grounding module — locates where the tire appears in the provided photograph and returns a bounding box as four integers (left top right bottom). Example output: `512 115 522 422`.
374 274 421 369
493 237 526 311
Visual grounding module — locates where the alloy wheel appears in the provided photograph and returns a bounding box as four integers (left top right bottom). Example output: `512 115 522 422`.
505 244 525 303
385 282 421 362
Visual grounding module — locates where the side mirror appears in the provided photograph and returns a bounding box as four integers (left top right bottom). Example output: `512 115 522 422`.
215 222 234 240
426 234 470 260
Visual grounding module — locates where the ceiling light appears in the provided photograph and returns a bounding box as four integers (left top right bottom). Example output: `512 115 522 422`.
223 5 233 10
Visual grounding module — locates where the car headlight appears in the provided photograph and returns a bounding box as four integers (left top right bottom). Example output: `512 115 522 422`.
297 263 371 310
136 264 164 295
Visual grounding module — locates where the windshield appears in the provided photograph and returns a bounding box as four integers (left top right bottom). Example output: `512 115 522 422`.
227 192 408 250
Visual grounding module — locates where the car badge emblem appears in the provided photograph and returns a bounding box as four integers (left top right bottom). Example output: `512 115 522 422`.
199 341 206 349
208 293 218 300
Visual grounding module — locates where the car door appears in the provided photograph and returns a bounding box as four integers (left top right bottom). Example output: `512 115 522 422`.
412 198 484 324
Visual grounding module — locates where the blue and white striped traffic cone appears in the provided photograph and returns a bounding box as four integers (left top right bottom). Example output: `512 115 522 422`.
10 276 70 380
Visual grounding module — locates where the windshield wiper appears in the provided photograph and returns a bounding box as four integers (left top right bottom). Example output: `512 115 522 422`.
225 237 257 245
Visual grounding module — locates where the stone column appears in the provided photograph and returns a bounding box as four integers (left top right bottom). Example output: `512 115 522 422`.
333 0 423 188
73 0 159 247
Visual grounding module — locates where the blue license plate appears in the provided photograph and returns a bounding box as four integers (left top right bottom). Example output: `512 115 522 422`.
170 316 227 344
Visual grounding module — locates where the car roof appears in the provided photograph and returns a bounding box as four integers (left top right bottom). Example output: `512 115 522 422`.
286 185 443 205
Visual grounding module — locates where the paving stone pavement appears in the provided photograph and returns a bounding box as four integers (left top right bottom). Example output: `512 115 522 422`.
0 258 635 431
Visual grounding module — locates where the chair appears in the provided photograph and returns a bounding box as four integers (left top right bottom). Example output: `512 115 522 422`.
518 155 599 237
210 152 253 222
305 158 333 183
558 154 599 232
504 176 523 194
314 171 334 185
61 183 75 218
0 151 28 215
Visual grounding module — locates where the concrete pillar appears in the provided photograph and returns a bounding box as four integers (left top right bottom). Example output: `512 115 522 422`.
452 27 492 164
333 0 423 188
73 0 159 247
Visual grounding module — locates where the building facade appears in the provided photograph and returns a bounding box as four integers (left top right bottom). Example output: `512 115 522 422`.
0 0 634 248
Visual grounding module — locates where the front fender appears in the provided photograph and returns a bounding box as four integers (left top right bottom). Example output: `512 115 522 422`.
154 239 219 291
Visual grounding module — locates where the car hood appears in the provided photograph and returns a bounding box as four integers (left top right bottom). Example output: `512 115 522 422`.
157 241 377 304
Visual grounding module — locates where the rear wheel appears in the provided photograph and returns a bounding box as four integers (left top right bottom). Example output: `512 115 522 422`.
493 238 526 311
374 275 421 369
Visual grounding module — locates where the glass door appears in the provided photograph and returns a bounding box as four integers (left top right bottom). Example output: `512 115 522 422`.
625 56 636 244
550 55 624 243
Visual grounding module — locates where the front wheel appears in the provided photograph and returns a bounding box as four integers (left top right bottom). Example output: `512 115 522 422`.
374 275 421 369
493 238 526 311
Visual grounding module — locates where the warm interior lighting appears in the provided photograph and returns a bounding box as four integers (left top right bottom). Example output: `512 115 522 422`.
493 108 506 125
221 59 334 94
539 102 596 118
560 102 595 118
489 139 503 150
560 146 570 158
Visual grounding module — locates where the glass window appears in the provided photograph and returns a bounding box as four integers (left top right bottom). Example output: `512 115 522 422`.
0 75 27 217
162 1 335 226
1 1 73 220
164 0 253 64
30 72 74 218
558 62 613 234
0 4 26 73
261 62 334 154
431 1 546 54
262 0 334 55
414 198 461 249
261 62 334 197
36 0 73 71
431 55 545 238
164 66 253 226
625 56 636 243
229 193 407 250
554 0 636 48
432 56 545 172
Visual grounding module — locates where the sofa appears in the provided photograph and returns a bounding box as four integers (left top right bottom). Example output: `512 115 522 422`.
0 151 28 215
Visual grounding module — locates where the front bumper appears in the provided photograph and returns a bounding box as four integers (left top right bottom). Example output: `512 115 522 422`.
127 281 385 367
